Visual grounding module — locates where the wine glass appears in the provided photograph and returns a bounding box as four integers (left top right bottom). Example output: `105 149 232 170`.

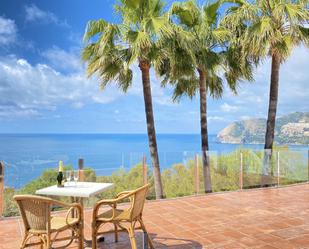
73 170 79 186
65 171 72 186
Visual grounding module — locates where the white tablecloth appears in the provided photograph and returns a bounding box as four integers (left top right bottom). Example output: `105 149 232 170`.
36 182 114 198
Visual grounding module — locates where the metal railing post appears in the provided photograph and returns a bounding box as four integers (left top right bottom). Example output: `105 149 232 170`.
0 161 4 217
194 154 200 194
307 150 309 181
277 151 280 187
142 156 148 185
240 152 243 190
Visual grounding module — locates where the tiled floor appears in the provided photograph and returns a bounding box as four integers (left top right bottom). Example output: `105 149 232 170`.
2 184 309 248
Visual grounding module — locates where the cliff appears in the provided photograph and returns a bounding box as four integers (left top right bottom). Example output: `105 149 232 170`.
217 112 309 145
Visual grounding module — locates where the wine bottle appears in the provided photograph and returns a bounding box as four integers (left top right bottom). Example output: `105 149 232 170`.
57 161 64 187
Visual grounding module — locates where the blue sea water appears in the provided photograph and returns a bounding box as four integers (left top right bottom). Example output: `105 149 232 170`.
0 134 308 188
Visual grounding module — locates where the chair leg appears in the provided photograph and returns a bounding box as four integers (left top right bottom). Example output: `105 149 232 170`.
39 238 44 249
92 223 97 249
40 239 44 249
20 233 29 249
78 224 84 249
127 224 137 249
46 235 51 249
139 218 154 249
39 235 48 249
114 223 118 242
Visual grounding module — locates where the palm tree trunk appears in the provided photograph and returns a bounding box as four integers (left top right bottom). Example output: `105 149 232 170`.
262 53 280 184
264 53 280 150
198 69 212 193
139 61 164 199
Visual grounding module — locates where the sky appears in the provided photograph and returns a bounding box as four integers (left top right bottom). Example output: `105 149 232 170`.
0 1 308 134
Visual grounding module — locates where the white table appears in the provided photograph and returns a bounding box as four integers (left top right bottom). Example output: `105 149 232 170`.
36 182 114 246
36 182 114 198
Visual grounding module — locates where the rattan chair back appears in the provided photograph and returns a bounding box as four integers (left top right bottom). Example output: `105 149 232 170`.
14 195 51 232
130 184 149 220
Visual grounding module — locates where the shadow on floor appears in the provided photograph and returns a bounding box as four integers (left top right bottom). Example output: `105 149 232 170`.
150 235 203 249
95 232 203 249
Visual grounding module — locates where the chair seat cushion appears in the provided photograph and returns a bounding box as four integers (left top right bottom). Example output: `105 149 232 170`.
97 208 130 221
28 217 79 234
51 216 79 231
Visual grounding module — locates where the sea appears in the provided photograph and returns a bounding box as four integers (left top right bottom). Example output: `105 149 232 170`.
0 133 308 188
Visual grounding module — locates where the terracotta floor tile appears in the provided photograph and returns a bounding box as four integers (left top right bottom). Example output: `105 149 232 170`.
221 229 248 240
251 233 281 243
269 239 298 249
238 236 266 247
288 234 309 247
2 184 309 248
257 245 279 249
271 226 308 239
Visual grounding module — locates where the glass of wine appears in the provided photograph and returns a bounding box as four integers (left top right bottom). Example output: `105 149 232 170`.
65 171 72 186
73 170 79 186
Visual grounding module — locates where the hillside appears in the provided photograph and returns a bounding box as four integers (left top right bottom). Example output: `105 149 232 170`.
217 112 309 145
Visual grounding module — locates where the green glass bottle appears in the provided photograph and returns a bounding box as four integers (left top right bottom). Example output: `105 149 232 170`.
57 161 64 187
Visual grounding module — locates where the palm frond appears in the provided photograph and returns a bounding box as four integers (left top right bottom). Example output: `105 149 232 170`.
82 0 171 93
172 76 199 101
206 71 224 99
169 0 201 28
298 26 309 46
203 0 221 26
83 19 109 42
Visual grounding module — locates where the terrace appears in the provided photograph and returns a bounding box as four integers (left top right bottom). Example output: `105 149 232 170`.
1 183 309 249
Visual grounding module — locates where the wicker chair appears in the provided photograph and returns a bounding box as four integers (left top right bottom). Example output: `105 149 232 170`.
14 195 84 249
92 184 154 249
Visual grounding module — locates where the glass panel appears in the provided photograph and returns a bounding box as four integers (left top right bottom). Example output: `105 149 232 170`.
213 150 240 192
279 150 308 185
2 149 308 217
161 151 196 198
242 149 279 188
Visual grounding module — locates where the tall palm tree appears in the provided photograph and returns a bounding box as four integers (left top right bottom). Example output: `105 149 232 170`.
82 0 172 199
224 0 309 152
156 0 253 193
223 0 309 181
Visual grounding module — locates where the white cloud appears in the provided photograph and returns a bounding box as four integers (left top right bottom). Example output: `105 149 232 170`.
278 46 309 111
41 46 82 72
208 116 227 121
0 56 122 119
220 102 240 112
0 16 17 46
2 43 307 124
0 16 35 52
0 106 39 118
127 64 175 106
24 4 69 27
219 45 309 121
40 47 175 107
0 48 176 120
240 115 251 120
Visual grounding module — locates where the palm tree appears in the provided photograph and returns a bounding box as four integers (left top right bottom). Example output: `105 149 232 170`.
224 0 309 151
82 0 172 199
156 0 253 193
223 0 309 181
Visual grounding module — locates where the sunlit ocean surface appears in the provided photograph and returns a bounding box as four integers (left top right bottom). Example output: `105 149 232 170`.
0 134 307 188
